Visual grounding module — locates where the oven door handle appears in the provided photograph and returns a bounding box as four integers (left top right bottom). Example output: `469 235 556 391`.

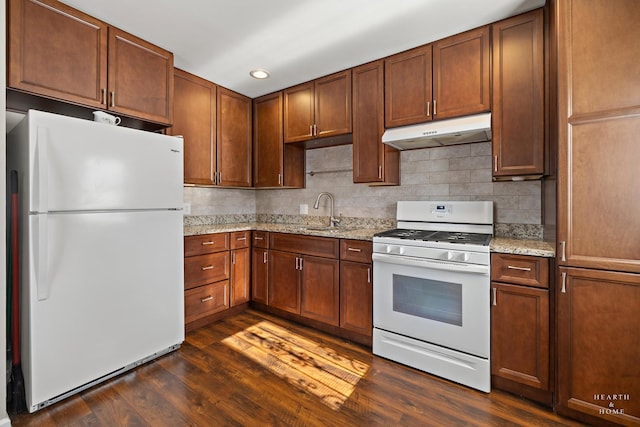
372 253 489 275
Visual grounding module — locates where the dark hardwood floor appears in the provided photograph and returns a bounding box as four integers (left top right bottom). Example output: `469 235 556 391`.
11 309 588 426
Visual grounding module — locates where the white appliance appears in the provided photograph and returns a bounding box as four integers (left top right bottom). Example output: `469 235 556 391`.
7 110 185 413
381 112 492 150
372 201 493 392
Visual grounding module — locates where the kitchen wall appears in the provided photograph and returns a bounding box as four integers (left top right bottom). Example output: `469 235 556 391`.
186 141 542 233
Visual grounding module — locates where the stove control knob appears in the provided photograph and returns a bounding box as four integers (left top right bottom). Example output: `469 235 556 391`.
399 247 405 255
445 251 454 260
386 245 393 254
461 253 470 262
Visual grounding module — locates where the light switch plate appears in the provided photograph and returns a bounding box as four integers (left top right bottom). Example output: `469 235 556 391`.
183 202 191 215
300 204 308 215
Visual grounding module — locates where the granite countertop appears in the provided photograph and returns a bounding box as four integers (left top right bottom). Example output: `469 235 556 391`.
185 222 556 257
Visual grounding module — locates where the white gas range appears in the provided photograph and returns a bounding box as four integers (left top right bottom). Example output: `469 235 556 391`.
372 200 493 392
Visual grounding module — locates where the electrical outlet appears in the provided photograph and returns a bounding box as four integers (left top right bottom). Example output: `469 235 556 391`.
183 202 191 215
300 204 308 215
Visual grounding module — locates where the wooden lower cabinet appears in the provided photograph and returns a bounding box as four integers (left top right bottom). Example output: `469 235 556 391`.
252 247 269 304
556 267 640 426
184 280 229 324
300 256 339 326
231 248 250 306
340 261 372 336
268 250 301 314
490 253 552 405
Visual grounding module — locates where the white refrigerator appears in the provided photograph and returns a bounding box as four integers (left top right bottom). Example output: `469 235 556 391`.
7 110 185 413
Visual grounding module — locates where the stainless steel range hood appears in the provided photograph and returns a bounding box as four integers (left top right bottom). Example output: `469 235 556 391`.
381 112 492 150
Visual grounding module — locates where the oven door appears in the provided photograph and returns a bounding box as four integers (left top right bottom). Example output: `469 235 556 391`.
372 252 490 358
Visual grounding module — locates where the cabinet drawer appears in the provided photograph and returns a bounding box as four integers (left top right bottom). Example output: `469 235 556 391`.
184 281 229 324
185 233 229 256
184 252 230 290
491 253 549 288
230 231 250 249
270 232 339 259
340 239 373 263
252 230 269 249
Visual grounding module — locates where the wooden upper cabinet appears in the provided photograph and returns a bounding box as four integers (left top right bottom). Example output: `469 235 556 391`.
384 45 433 128
253 92 284 187
283 70 352 142
385 26 490 127
8 0 174 126
353 60 399 185
217 87 252 187
492 9 545 178
171 68 216 185
432 26 491 119
107 27 173 125
8 0 107 108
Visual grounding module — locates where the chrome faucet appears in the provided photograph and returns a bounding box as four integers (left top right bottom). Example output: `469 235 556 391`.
313 192 341 227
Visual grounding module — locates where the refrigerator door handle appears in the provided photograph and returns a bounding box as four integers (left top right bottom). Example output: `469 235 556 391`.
35 127 49 213
32 214 50 300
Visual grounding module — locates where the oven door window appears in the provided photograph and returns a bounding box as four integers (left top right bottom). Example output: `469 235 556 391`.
392 274 462 326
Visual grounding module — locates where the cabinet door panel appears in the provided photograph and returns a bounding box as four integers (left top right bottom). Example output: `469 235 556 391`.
314 70 352 138
172 69 215 185
268 250 300 314
108 27 173 125
557 267 640 424
231 247 250 306
340 261 372 336
253 92 284 187
433 26 490 119
8 0 107 108
283 82 314 143
300 256 339 326
217 87 252 187
491 283 549 390
184 281 229 324
385 45 432 128
251 248 269 304
492 9 545 177
184 252 230 290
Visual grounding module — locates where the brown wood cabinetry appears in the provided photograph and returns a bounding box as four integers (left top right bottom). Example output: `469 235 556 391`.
339 240 373 338
171 73 251 187
183 233 231 330
491 253 552 405
268 233 340 326
251 231 269 304
172 68 216 185
217 87 252 187
385 26 490 128
492 9 545 178
8 0 173 125
352 60 399 185
554 2 640 423
230 231 250 306
253 92 305 188
283 70 352 143
556 267 640 425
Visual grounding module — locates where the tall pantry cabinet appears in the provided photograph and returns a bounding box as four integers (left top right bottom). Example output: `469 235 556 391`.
554 1 640 425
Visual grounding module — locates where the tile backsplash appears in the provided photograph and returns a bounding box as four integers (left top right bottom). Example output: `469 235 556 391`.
185 142 543 235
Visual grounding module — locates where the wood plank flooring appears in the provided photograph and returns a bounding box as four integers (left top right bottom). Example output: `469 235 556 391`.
10 309 588 426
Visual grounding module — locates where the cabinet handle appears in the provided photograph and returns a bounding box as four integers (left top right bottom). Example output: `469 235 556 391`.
218 171 222 184
347 247 362 253
309 125 313 137
299 257 303 270
278 174 282 185
201 265 214 271
101 88 106 105
201 241 215 245
236 236 247 241
263 251 268 264
254 236 264 241
492 287 497 306
433 99 437 115
200 295 213 303
367 267 371 284
110 91 115 107
561 241 566 262
494 155 498 173
295 257 299 270
378 165 382 179
507 265 531 272
426 101 430 117
314 124 318 136
231 252 236 264
561 272 567 293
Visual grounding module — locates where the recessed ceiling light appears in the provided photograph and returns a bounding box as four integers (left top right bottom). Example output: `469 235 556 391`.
250 69 270 79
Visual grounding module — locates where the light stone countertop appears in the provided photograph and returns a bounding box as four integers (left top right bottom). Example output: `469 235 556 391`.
490 237 555 258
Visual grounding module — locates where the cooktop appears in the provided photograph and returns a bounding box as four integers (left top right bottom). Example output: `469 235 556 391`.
374 228 492 246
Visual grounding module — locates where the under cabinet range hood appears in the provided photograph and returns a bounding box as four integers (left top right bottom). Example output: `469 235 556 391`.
381 112 492 150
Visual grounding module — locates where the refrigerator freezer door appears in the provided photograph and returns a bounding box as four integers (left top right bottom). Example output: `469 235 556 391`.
25 110 183 213
22 210 184 410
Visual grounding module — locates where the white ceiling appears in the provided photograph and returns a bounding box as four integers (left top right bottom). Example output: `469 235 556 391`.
61 1 544 99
